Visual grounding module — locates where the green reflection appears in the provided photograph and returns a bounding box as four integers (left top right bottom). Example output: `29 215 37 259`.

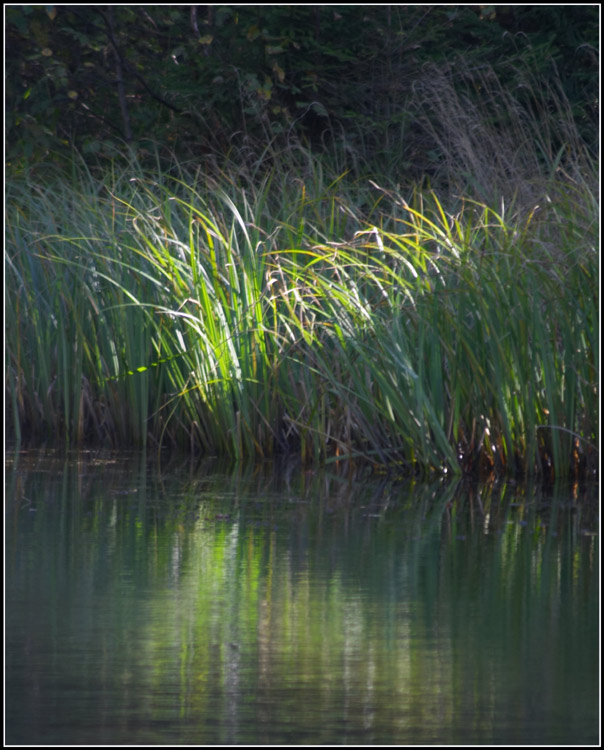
6 450 599 745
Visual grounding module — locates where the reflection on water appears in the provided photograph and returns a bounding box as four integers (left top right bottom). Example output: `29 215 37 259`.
5 449 599 745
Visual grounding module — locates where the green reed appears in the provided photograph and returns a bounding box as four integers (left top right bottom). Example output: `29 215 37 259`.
5 145 598 477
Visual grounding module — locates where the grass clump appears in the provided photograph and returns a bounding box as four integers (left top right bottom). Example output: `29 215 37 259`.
5 63 598 479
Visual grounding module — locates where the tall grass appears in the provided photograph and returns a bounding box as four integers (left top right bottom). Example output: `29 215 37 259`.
5 65 598 478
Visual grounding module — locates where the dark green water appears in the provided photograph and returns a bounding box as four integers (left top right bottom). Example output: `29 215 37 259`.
5 449 599 745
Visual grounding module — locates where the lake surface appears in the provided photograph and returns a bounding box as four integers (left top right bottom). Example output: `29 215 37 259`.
5 448 599 745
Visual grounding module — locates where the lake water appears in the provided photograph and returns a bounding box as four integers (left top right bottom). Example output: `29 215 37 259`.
5 448 599 745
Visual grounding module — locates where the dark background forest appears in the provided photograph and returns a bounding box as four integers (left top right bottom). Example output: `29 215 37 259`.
5 4 599 177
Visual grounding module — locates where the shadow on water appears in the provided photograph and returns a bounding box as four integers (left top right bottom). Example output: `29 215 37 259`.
5 447 599 745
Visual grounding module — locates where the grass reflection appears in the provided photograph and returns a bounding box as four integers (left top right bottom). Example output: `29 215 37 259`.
5 451 599 744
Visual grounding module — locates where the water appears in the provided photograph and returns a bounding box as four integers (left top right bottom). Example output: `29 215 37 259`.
5 449 599 745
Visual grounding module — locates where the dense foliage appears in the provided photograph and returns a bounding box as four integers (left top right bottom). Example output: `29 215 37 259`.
5 6 599 478
6 5 599 172
6 147 598 477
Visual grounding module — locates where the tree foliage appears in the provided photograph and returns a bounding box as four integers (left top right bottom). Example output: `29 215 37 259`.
5 5 599 169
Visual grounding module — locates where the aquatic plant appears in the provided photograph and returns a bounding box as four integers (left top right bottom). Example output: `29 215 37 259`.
6 55 598 477
5 145 597 479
